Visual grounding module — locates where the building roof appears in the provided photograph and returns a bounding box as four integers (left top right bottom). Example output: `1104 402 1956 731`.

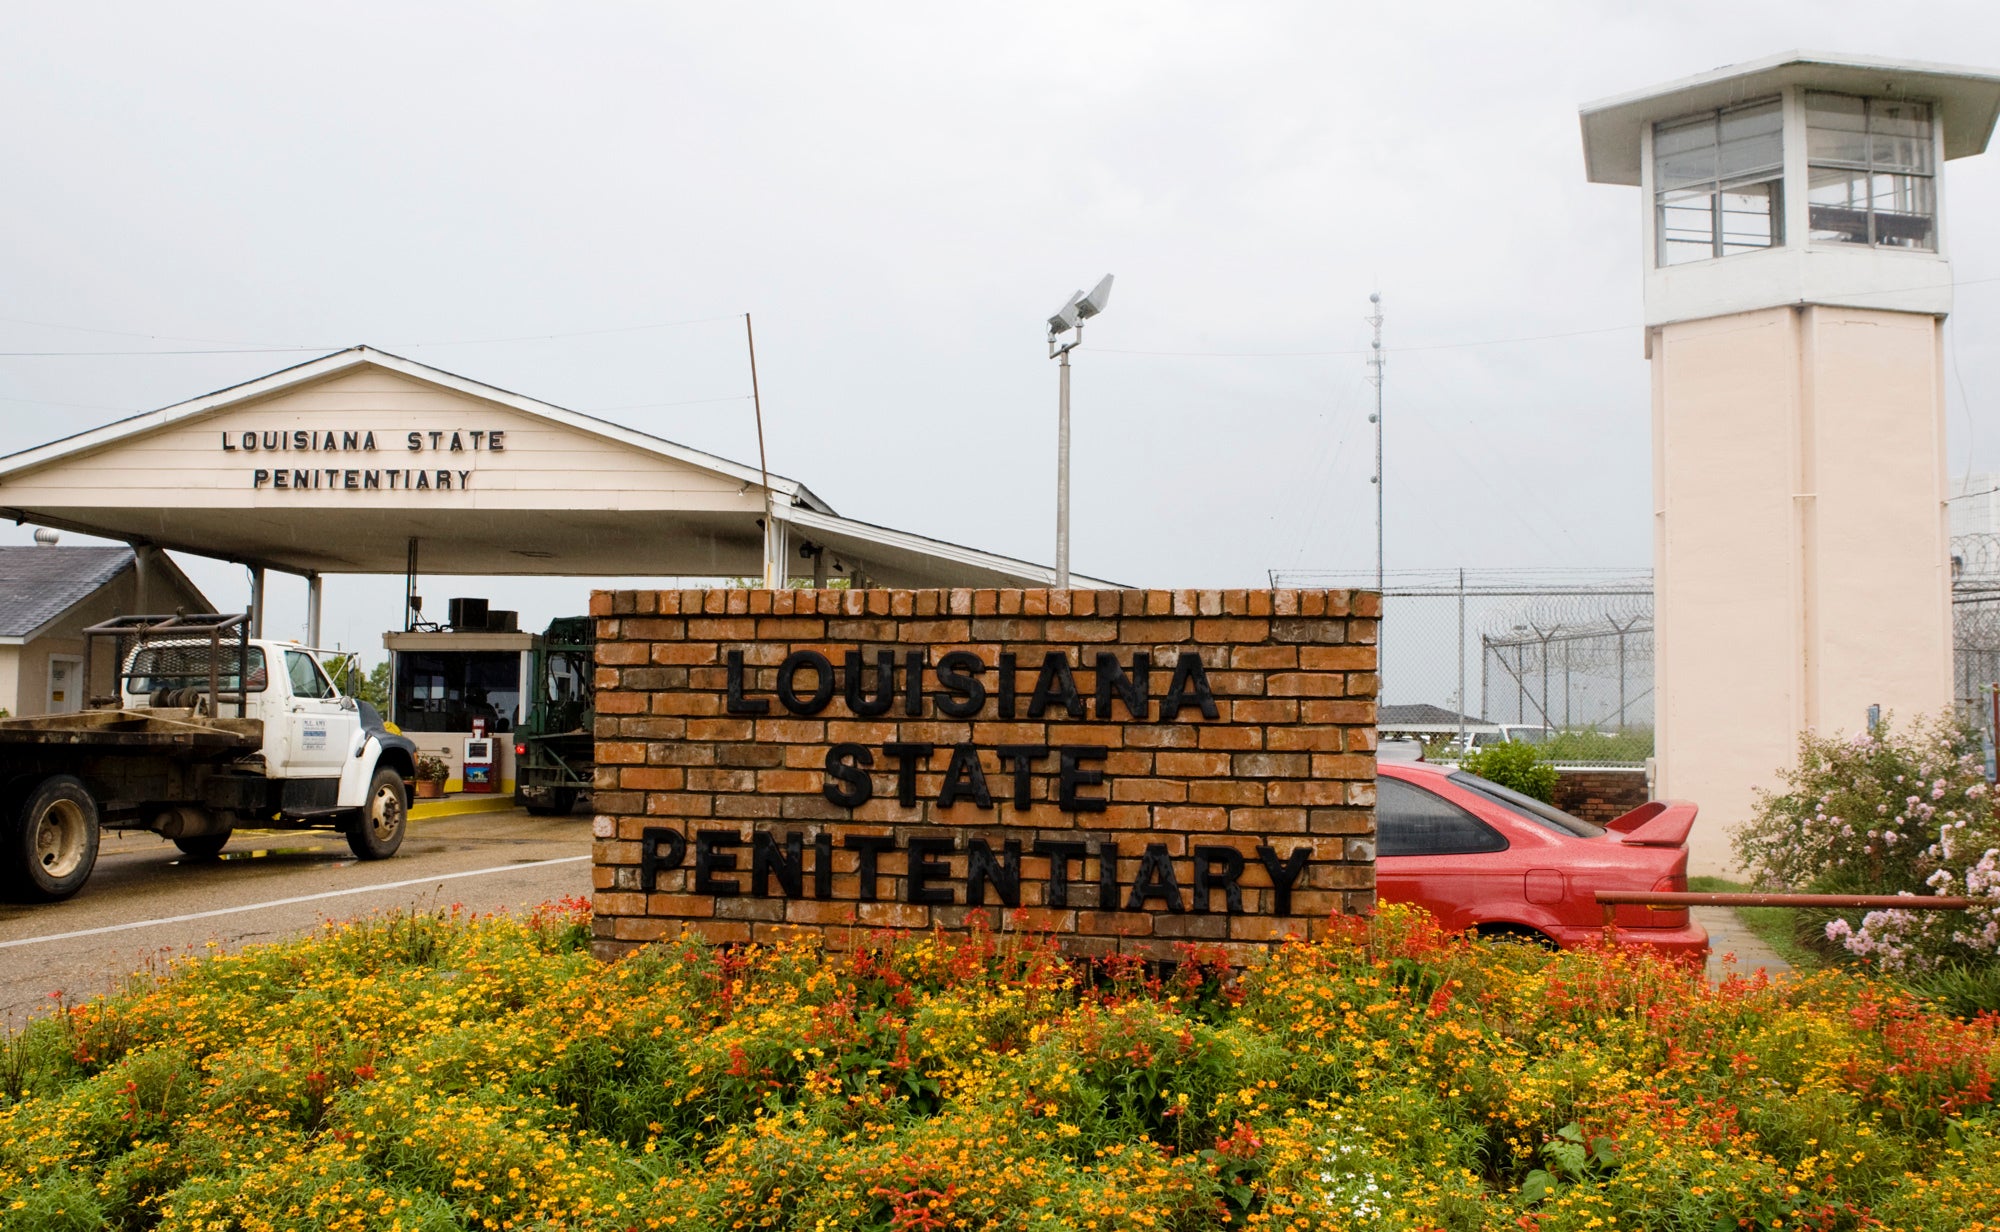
1580 50 2000 185
0 546 134 638
1378 703 1489 728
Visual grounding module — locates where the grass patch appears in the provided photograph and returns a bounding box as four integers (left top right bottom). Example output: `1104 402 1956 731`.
2 902 1997 1230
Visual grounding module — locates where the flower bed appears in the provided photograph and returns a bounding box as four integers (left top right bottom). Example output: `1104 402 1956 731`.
2 902 1997 1231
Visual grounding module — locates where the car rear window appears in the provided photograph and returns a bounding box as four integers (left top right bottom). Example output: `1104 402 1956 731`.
1447 772 1607 838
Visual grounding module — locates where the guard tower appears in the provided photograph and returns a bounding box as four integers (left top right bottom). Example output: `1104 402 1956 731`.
1581 53 2000 872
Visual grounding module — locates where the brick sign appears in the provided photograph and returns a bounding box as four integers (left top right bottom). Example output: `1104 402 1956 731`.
588 588 1378 962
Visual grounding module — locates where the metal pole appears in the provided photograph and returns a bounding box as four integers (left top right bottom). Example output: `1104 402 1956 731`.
1456 568 1466 747
248 566 266 638
403 537 419 632
1617 629 1628 729
306 572 322 647
1481 634 1491 727
746 313 775 589
1056 344 1072 589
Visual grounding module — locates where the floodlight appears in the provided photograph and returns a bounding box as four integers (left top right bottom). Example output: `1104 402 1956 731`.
1047 291 1084 336
1076 273 1114 319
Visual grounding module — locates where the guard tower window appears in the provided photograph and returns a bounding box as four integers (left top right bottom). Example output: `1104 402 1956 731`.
1806 93 1935 251
1653 98 1784 266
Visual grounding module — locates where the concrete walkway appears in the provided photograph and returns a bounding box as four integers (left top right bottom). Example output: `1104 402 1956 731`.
1695 906 1793 982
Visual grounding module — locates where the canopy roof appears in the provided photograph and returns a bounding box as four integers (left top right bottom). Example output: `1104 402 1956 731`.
0 347 1119 589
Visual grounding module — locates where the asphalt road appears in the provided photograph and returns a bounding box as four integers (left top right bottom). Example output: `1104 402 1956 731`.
0 806 593 1030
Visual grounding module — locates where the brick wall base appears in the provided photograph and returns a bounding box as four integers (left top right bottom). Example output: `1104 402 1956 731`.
588 587 1379 964
1553 768 1650 826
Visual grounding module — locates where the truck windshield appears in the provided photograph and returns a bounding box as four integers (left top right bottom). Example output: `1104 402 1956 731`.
127 644 268 694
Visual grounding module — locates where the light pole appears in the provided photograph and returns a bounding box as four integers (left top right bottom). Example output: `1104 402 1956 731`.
1047 274 1114 589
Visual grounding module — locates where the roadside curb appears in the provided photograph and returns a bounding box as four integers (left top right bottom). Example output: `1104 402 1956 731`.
410 795 517 822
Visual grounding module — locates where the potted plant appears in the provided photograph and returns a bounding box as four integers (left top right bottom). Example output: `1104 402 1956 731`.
415 754 449 798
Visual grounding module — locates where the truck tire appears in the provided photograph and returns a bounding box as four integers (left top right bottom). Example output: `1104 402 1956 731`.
525 788 578 817
1 775 101 902
173 832 232 860
347 767 406 860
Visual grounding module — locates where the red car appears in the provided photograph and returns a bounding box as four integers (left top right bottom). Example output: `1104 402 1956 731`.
1374 760 1708 961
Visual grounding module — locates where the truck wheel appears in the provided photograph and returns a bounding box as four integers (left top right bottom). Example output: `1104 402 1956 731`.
173 832 232 861
525 788 578 817
1 775 101 902
348 768 406 860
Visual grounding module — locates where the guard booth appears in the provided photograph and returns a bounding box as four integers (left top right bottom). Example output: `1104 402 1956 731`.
383 598 529 793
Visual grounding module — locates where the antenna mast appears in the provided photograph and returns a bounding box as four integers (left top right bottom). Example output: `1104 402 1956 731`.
1367 292 1385 693
1367 292 1385 595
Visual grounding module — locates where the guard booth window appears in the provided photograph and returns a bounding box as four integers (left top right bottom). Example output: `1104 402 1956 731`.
393 651 521 733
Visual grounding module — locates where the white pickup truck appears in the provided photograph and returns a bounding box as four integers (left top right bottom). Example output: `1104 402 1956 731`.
0 613 419 902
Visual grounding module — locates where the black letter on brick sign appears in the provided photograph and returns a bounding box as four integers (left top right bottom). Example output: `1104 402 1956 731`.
639 827 687 892
814 831 833 899
937 743 993 809
1094 652 1151 720
753 831 806 898
933 650 988 718
1125 843 1186 913
966 838 1021 907
1160 651 1220 720
882 742 935 808
694 831 743 896
1058 745 1108 813
997 652 1017 718
996 744 1050 810
1097 841 1121 910
844 649 896 716
776 650 835 714
1192 845 1247 914
906 835 956 904
725 650 770 715
1027 651 1086 718
823 743 874 808
845 833 896 901
903 650 927 716
1034 839 1088 908
1255 845 1312 916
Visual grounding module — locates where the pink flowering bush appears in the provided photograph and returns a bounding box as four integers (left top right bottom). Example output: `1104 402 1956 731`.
1734 712 2000 972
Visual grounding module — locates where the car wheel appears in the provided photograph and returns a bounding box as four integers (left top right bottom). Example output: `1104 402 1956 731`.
348 768 407 860
1474 923 1558 950
1 774 101 902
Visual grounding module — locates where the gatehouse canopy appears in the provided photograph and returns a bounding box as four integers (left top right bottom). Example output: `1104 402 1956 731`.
0 347 1117 590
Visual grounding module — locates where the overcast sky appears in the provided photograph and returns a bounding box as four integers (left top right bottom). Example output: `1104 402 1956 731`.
3 2 1999 661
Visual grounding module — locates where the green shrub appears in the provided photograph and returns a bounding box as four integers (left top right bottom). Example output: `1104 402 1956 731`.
1459 739 1558 802
1734 710 2000 973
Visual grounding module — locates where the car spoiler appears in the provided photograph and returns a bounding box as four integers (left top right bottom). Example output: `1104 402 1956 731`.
1605 800 1698 848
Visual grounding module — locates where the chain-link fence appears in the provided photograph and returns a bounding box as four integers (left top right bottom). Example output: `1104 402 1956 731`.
1275 543 2000 765
1270 569 1655 766
1954 534 2000 729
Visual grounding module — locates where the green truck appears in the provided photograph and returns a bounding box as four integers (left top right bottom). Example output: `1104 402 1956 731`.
512 615 594 816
